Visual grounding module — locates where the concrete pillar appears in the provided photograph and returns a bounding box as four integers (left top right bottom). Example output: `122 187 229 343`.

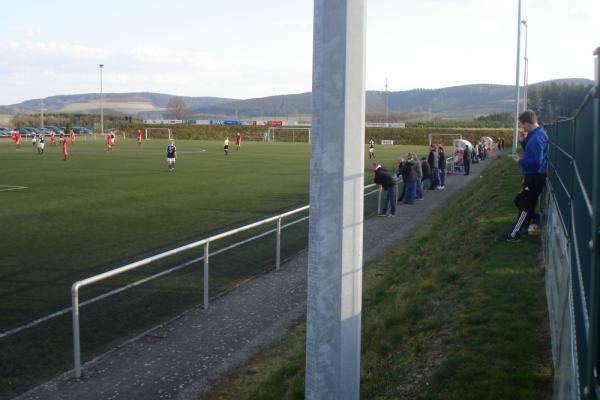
306 1 366 399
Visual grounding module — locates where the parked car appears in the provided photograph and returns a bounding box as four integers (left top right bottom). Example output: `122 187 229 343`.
72 126 93 134
19 127 36 136
0 128 11 137
44 125 64 135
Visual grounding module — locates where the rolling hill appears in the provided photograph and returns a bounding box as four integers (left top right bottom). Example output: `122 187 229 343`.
1 78 593 120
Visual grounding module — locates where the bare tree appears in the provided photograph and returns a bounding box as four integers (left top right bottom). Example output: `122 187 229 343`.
166 97 190 120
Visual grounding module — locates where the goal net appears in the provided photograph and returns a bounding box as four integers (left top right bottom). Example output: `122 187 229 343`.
145 128 172 140
428 133 462 147
267 127 311 143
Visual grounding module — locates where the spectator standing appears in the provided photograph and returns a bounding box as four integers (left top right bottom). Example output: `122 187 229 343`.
373 163 396 217
401 155 419 204
420 157 431 188
463 145 471 176
396 158 405 203
504 110 549 241
437 144 446 190
472 144 479 164
413 152 424 200
427 145 440 190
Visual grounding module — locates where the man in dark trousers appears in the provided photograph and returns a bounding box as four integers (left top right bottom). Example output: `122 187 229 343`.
502 110 548 241
400 156 419 204
463 145 471 176
427 145 439 189
373 163 397 216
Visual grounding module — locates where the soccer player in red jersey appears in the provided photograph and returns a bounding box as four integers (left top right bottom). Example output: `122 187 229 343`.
137 128 143 146
63 137 69 160
235 132 241 150
15 131 21 149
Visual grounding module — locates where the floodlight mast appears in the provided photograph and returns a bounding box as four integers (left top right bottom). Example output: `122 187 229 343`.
99 64 104 136
512 0 522 156
385 78 389 127
521 20 528 111
306 1 366 399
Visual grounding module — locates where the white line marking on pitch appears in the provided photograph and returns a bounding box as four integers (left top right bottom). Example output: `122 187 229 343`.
177 150 207 154
0 185 28 192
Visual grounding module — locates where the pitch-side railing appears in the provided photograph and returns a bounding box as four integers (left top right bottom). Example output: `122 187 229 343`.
71 183 381 377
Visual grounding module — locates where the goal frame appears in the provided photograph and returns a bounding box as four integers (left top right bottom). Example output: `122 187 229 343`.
428 133 462 147
267 127 312 144
145 128 172 140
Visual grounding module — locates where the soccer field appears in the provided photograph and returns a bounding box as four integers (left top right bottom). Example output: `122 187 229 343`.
0 137 429 398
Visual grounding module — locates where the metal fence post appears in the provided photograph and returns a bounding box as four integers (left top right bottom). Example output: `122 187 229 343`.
377 186 382 214
203 242 209 309
276 218 282 271
71 284 81 378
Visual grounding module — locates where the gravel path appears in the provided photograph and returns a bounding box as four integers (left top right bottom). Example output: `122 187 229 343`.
16 158 496 400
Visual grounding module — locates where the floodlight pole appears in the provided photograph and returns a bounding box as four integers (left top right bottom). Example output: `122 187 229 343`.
385 78 389 127
41 98 44 128
100 64 104 135
306 1 366 399
512 0 522 156
521 20 528 111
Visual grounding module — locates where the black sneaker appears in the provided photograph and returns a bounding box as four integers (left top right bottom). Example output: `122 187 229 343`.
495 234 520 242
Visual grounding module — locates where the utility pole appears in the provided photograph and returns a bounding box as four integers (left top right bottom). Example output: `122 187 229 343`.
512 0 522 156
306 1 366 399
41 98 44 128
521 20 528 111
99 64 104 135
385 78 389 127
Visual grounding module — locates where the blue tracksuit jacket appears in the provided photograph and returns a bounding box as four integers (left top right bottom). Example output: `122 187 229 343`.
519 126 549 176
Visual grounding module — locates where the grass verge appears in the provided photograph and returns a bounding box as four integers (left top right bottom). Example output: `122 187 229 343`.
206 156 552 400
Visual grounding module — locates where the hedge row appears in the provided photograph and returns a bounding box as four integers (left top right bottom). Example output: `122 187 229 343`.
119 123 512 146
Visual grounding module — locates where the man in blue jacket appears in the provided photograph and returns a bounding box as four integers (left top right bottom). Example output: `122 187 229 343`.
505 110 549 241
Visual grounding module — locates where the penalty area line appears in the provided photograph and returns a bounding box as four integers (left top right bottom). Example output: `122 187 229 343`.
0 185 28 192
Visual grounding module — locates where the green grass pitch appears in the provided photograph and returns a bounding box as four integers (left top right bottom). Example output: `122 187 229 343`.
0 137 429 398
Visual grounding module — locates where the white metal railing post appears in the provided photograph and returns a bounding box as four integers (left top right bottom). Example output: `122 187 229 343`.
276 217 282 270
71 283 81 378
203 242 209 309
377 186 383 214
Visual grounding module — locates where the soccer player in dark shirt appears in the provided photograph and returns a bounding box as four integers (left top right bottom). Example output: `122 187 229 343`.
166 140 176 172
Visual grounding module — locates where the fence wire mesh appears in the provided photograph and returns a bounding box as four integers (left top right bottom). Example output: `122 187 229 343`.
543 48 600 400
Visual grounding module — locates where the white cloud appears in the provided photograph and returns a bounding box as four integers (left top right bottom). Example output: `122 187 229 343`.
2 40 112 60
130 44 218 69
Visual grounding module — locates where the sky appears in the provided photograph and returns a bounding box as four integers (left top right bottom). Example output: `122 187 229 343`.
1 0 599 105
